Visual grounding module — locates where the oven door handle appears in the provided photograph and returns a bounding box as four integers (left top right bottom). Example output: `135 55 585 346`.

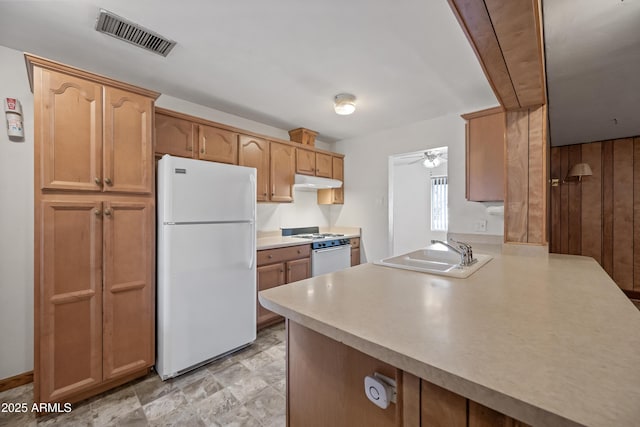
313 245 351 253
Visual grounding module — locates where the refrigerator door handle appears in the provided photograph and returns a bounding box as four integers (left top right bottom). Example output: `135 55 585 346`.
249 174 256 269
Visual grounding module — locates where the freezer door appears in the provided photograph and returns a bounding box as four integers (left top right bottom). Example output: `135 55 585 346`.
156 222 256 379
158 155 256 223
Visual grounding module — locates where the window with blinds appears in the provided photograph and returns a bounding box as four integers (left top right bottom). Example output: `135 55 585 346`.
431 176 448 231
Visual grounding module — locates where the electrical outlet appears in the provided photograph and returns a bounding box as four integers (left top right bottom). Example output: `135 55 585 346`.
473 220 487 232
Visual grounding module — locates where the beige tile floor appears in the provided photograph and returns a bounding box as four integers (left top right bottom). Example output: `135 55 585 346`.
0 322 286 427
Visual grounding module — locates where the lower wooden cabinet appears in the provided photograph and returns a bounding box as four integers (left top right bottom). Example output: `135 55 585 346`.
257 245 311 329
288 321 531 427
36 196 154 404
350 237 361 266
257 263 286 327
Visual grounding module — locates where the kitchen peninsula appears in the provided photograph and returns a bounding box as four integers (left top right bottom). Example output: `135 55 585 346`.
259 249 640 426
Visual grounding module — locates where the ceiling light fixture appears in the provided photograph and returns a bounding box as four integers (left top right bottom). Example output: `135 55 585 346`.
334 93 356 115
422 155 443 169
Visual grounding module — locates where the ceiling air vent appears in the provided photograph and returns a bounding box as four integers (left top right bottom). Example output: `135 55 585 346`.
95 9 176 57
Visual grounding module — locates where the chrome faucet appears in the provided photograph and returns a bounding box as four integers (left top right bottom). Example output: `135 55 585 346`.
430 239 476 267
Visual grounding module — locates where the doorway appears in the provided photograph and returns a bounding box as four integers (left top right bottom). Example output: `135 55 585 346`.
388 147 448 255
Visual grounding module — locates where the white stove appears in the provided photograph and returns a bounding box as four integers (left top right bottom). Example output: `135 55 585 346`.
282 227 351 276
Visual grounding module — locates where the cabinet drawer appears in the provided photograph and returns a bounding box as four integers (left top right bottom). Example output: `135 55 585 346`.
258 245 311 266
349 237 360 249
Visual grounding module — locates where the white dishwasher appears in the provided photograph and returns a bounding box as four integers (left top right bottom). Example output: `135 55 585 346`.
311 240 352 276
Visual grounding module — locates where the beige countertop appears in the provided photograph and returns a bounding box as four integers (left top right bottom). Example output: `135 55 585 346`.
259 251 640 427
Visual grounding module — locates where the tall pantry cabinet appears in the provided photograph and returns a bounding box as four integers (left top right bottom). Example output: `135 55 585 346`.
27 55 159 404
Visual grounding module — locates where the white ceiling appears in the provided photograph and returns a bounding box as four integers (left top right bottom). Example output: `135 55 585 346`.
544 0 640 146
0 0 497 142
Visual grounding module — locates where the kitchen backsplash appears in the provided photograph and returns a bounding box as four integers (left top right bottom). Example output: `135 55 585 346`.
257 190 336 231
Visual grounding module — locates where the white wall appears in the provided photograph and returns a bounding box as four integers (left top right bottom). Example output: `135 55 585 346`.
0 46 34 378
333 113 503 263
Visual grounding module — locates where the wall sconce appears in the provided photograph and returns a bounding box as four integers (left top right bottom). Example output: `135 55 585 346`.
551 162 593 186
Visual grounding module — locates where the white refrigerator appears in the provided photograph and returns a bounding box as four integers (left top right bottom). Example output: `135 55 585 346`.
156 155 257 380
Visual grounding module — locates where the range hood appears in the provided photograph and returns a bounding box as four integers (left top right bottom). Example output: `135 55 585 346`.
293 174 342 190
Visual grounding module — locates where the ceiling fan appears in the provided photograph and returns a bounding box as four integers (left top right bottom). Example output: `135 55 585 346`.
409 150 448 168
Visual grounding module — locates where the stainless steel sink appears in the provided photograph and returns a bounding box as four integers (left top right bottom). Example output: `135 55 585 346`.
374 246 492 278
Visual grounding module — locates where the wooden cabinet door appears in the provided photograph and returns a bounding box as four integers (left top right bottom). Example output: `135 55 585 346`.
315 153 333 178
288 322 399 427
103 87 153 194
286 258 311 283
155 113 196 158
332 156 344 204
239 135 270 202
38 199 103 402
270 142 295 202
296 148 316 175
466 112 505 201
421 381 467 427
36 67 103 192
102 199 154 380
317 156 345 205
198 124 238 164
257 263 286 327
351 248 360 266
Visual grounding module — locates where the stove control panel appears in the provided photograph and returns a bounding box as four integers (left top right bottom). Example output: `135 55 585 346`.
312 239 351 250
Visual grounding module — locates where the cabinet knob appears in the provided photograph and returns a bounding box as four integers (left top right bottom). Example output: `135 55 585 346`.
297 250 301 254
104 177 112 185
271 193 274 196
263 192 267 196
201 149 205 154
94 209 102 216
268 255 273 259
94 177 101 185
104 208 113 217
280 269 284 273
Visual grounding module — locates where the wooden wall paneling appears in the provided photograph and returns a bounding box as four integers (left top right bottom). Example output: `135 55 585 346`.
602 141 614 277
635 137 640 291
526 105 545 243
559 146 570 254
505 109 529 242
447 0 520 109
567 144 582 255
549 147 562 253
581 142 603 263
483 0 545 107
612 138 634 290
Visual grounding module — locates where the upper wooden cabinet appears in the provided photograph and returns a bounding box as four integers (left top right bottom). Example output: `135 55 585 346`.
318 155 344 205
462 107 505 202
153 108 346 204
270 142 295 202
198 124 238 164
296 148 316 175
239 135 270 202
155 113 196 158
34 66 154 194
296 149 333 178
103 87 153 194
315 153 333 178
